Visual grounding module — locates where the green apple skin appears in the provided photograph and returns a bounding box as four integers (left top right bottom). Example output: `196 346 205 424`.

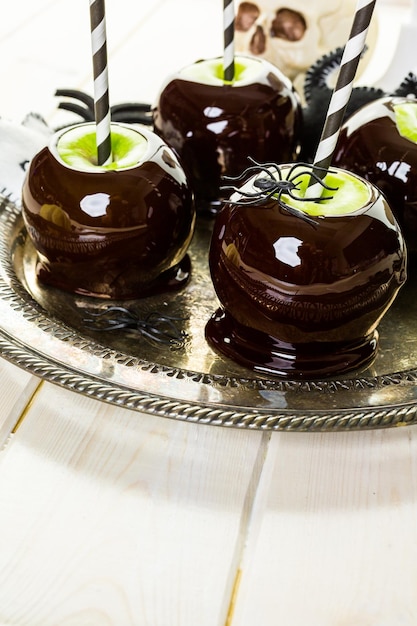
206 166 407 378
55 123 148 171
22 123 195 299
153 55 302 213
393 101 417 143
177 56 268 86
235 165 373 218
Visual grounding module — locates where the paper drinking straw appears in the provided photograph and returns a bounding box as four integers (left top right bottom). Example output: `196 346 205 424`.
307 0 376 197
89 0 112 166
223 0 235 82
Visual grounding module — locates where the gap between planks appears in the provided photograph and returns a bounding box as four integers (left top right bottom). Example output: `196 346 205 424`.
0 377 44 451
222 430 274 626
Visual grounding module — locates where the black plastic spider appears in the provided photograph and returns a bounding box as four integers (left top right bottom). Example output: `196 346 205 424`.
83 307 187 348
55 89 153 126
221 159 339 227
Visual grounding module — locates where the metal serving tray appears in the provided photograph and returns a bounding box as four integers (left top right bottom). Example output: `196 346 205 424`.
1 192 417 432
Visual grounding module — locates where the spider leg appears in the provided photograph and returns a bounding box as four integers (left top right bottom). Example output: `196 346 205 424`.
144 313 187 341
285 187 335 204
55 89 95 109
110 102 153 125
264 188 283 201
278 201 319 227
225 187 279 206
284 163 339 193
222 167 258 183
247 157 283 180
255 164 281 180
86 306 138 321
276 190 319 227
291 161 334 173
83 319 135 331
224 196 266 206
221 186 269 199
137 327 174 345
137 324 184 346
55 89 95 122
284 162 307 180
299 193 335 204
222 162 276 185
222 160 284 196
56 102 95 121
286 170 338 202
303 169 339 191
244 188 280 204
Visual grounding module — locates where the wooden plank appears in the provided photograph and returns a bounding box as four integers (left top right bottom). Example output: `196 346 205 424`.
0 381 266 625
232 427 417 625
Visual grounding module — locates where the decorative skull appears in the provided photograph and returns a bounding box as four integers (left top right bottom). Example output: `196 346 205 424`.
234 0 378 86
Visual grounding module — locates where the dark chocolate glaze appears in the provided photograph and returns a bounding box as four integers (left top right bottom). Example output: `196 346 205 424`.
22 125 195 299
206 169 406 378
153 58 302 213
334 96 417 252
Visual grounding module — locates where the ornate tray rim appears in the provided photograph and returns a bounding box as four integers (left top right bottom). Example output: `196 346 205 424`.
1 192 417 432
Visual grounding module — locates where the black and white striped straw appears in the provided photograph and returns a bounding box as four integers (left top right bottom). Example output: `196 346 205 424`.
307 0 377 197
89 0 112 166
223 0 235 82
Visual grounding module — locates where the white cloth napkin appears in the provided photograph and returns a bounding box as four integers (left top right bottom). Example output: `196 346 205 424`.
0 113 52 204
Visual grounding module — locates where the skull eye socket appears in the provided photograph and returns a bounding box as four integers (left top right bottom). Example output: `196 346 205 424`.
270 8 307 41
235 2 261 32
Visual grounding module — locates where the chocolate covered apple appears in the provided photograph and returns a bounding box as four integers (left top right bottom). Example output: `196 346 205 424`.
333 96 417 252
22 122 195 299
152 55 302 213
205 163 406 378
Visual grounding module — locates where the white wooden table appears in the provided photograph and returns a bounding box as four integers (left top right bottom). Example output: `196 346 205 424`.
0 1 416 624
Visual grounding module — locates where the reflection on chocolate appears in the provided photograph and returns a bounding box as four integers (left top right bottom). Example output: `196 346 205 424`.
153 58 301 213
334 96 417 252
206 168 406 378
22 126 195 299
